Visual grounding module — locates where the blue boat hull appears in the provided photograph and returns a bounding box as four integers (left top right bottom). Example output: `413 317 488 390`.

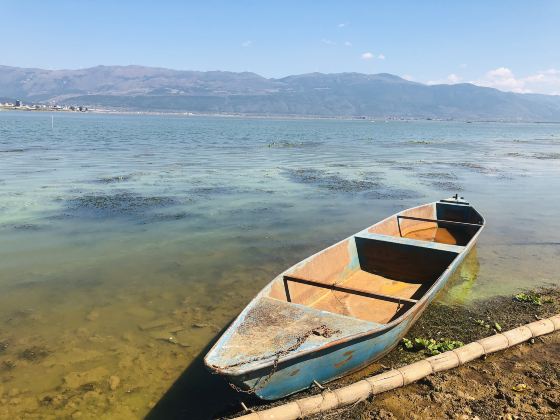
206 198 484 400
226 248 469 400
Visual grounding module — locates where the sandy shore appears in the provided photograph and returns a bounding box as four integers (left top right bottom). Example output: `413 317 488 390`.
347 332 559 419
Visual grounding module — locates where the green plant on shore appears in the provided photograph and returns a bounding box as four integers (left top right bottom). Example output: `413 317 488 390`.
474 319 501 332
475 319 490 328
401 337 464 356
514 292 548 306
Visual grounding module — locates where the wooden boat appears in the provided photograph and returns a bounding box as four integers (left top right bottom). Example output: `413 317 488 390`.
205 197 484 400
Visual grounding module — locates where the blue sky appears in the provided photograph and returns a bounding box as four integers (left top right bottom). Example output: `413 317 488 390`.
2 1 560 94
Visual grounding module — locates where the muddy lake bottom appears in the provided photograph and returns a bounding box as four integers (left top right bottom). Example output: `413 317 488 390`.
0 112 560 418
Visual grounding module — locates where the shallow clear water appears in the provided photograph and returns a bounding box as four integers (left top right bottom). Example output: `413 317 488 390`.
0 111 559 418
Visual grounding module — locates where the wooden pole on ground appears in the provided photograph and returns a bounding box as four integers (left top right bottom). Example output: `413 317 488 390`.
235 314 560 420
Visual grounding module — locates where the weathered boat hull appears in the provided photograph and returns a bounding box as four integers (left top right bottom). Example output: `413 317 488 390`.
224 242 474 400
205 198 484 400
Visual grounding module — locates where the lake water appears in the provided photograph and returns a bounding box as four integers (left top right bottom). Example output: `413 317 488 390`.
0 111 559 419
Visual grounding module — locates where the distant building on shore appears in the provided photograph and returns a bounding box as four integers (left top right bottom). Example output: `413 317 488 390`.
0 99 88 112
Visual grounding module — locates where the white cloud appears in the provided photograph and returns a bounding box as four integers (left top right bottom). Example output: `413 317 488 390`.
401 74 415 81
337 23 348 28
344 41 352 47
322 38 336 46
241 40 253 48
473 67 527 93
360 52 385 60
422 67 560 94
427 73 463 85
459 63 467 69
524 69 560 94
447 73 462 83
472 67 560 94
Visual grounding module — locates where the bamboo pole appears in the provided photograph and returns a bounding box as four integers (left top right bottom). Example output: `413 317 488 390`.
235 314 560 420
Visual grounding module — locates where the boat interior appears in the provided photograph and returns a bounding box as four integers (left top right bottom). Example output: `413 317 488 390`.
206 200 484 371
267 201 484 324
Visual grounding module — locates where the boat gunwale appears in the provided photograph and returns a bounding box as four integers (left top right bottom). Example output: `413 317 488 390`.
205 200 485 375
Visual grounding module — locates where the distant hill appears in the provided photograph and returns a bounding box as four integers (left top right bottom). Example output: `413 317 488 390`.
2 65 560 121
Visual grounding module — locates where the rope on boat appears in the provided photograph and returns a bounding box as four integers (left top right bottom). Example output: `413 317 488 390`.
229 325 341 395
234 314 560 420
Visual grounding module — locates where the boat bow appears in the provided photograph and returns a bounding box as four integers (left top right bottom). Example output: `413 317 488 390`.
205 296 382 375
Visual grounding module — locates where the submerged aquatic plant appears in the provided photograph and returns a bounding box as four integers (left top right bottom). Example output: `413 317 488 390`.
97 174 134 184
284 168 380 192
66 192 176 218
406 140 433 145
401 337 464 356
19 346 50 362
2 360 16 370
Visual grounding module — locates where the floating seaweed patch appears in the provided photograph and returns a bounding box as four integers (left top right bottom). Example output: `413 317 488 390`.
65 192 176 218
389 160 436 171
191 186 243 196
531 152 560 160
225 204 285 222
434 181 462 191
358 170 385 181
11 223 44 231
363 188 423 200
146 211 194 223
267 140 321 148
456 162 500 175
505 152 525 158
405 140 435 145
513 137 560 145
392 165 418 171
96 174 135 184
420 172 458 180
246 206 274 215
0 148 27 153
374 159 400 166
426 181 463 191
284 168 382 192
253 187 276 195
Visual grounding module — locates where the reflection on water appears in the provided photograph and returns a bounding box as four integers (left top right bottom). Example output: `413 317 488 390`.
439 248 480 306
0 111 559 418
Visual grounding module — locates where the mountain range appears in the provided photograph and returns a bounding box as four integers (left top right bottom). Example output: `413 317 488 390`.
2 64 560 121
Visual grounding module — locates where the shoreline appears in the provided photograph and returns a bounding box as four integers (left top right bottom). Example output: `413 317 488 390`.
222 287 560 419
2 107 560 124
